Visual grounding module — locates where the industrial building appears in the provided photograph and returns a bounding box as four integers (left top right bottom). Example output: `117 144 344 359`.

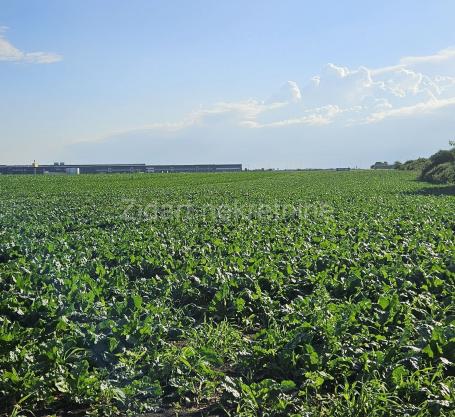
0 163 243 175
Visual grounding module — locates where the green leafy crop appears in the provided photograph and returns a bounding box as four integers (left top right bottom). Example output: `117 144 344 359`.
0 171 454 416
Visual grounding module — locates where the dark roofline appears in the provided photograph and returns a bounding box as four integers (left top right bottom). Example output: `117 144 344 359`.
0 163 242 167
0 163 243 175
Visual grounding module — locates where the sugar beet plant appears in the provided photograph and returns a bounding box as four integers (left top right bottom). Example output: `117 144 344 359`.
0 171 454 416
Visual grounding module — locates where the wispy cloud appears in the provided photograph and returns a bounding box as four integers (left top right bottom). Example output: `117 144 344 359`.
73 45 455 154
0 26 62 64
160 47 454 130
363 96 455 124
400 47 455 66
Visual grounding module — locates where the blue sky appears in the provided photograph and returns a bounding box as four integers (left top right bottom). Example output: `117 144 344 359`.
1 1 455 168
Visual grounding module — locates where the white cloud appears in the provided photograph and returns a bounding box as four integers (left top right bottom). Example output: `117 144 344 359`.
364 96 455 124
267 81 302 103
269 49 455 126
188 100 281 125
159 48 454 131
0 27 62 64
400 47 455 66
74 46 455 141
67 46 455 168
258 105 347 128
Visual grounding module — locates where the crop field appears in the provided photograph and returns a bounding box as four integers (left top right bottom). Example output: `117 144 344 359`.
0 171 454 417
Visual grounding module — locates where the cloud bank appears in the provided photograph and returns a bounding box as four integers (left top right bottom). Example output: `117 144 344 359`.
68 47 455 168
0 26 62 64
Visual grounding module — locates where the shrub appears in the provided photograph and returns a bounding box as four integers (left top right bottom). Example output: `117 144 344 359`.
419 148 455 184
421 162 455 183
397 158 428 171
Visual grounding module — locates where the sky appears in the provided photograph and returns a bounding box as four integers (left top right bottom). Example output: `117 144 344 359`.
1 0 455 168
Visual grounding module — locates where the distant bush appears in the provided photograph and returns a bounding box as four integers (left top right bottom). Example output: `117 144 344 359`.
430 149 454 165
419 147 455 184
371 161 393 169
397 158 428 171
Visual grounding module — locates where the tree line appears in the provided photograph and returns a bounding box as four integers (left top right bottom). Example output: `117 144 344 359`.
371 142 455 184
